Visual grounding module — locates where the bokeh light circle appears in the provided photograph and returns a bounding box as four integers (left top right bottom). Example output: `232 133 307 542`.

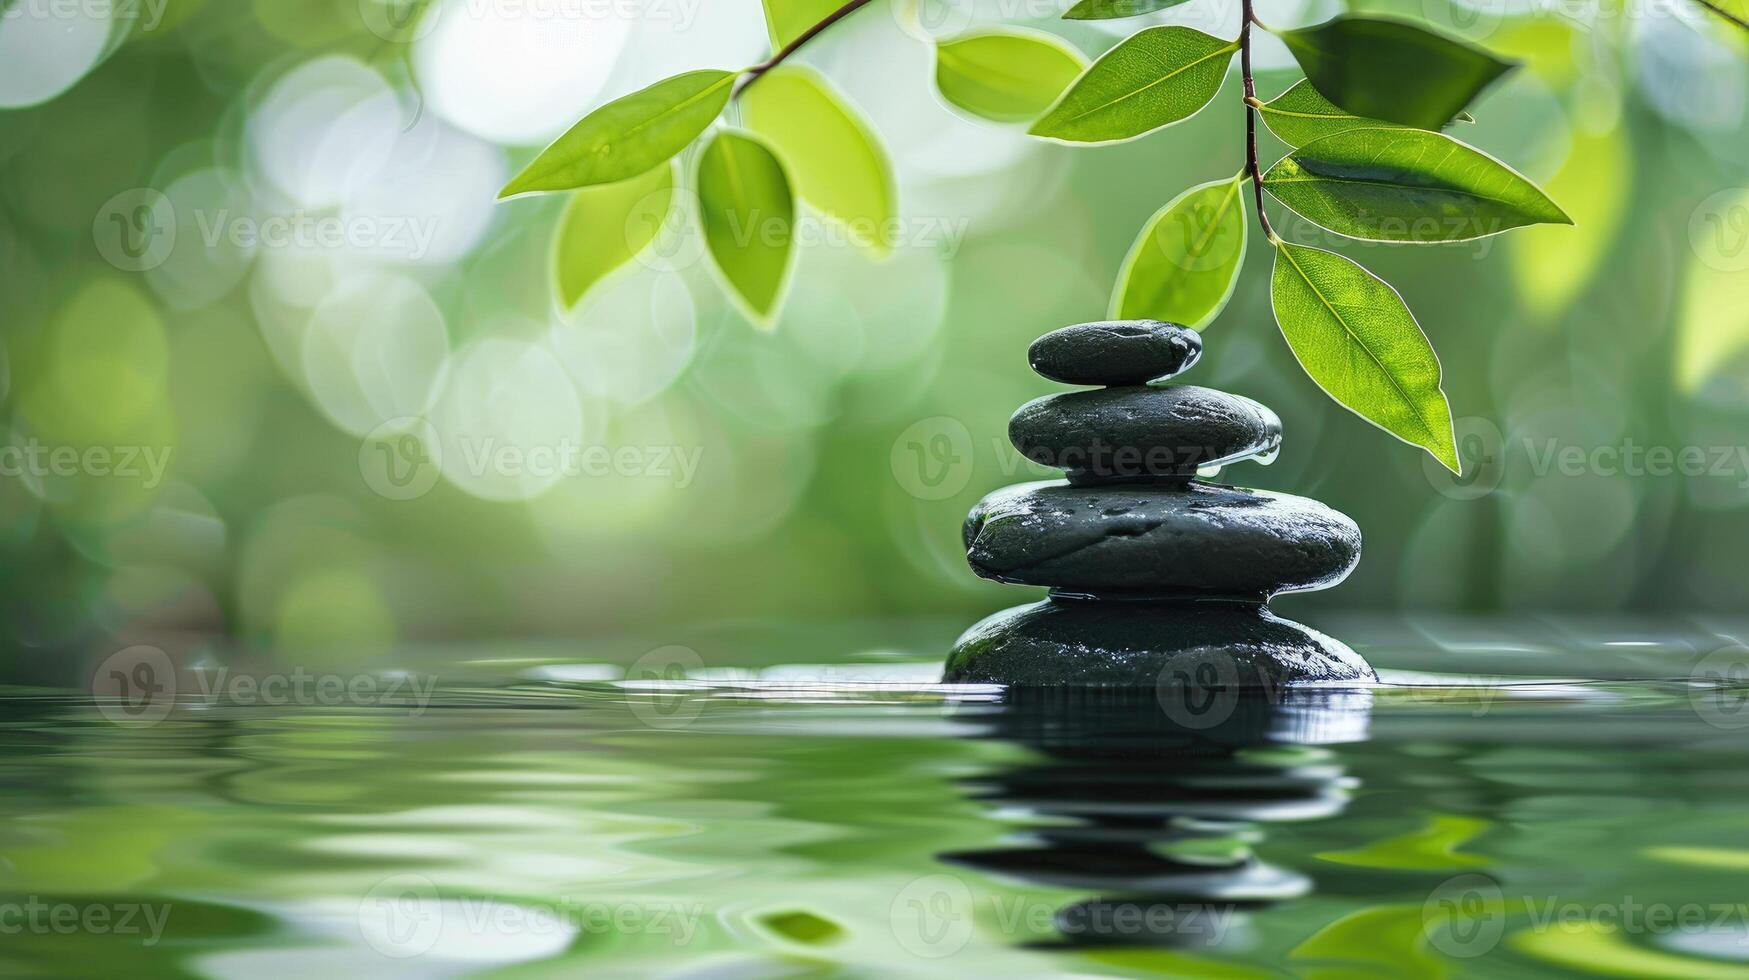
430 337 584 501
413 0 631 145
247 56 404 209
0 1 113 108
302 271 451 436
550 268 698 407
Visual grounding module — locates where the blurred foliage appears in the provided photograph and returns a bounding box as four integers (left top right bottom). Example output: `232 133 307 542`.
1 0 1748 668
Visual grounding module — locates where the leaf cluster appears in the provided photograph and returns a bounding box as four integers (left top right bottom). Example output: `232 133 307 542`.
502 1 1575 471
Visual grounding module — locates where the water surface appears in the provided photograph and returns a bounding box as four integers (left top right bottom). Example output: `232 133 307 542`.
4 614 1749 977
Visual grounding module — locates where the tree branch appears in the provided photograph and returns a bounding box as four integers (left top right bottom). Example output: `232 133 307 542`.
1240 0 1277 243
734 0 878 97
1691 0 1749 32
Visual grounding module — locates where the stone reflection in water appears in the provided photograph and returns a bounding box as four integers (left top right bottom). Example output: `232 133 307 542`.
941 687 1371 949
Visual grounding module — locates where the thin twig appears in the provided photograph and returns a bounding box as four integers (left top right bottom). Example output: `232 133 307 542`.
1240 0 1277 243
1691 0 1749 32
734 0 878 97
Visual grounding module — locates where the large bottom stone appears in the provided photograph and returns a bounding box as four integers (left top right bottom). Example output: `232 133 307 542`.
942 597 1375 687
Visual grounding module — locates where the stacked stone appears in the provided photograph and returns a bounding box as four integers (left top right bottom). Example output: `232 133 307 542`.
942 320 1375 687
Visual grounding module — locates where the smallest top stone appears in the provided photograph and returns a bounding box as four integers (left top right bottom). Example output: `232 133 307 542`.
1028 319 1202 386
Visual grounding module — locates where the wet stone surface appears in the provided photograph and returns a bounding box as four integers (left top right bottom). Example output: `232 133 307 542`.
1007 385 1282 484
941 597 1373 686
949 320 1371 687
1028 319 1203 386
964 480 1361 599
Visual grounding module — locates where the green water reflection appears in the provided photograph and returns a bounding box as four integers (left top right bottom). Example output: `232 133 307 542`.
5 619 1749 977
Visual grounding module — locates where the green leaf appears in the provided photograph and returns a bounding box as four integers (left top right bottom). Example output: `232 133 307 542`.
742 66 895 256
549 162 676 310
935 29 1088 123
1029 26 1238 143
1263 127 1570 243
499 70 735 198
1063 0 1193 20
1112 175 1247 330
1277 16 1514 129
698 131 795 322
1270 241 1459 473
761 0 839 47
1255 79 1409 147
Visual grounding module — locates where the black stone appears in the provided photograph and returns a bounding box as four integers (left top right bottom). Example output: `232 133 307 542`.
1008 386 1280 483
965 480 1360 599
1029 320 1202 386
942 597 1374 687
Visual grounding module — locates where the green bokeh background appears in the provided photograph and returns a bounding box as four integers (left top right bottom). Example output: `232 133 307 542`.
3 0 1748 669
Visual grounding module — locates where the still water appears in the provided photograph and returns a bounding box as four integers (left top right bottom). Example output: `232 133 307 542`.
4 614 1749 978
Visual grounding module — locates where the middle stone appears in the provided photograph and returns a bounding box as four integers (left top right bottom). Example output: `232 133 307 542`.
1009 386 1282 484
965 480 1361 599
